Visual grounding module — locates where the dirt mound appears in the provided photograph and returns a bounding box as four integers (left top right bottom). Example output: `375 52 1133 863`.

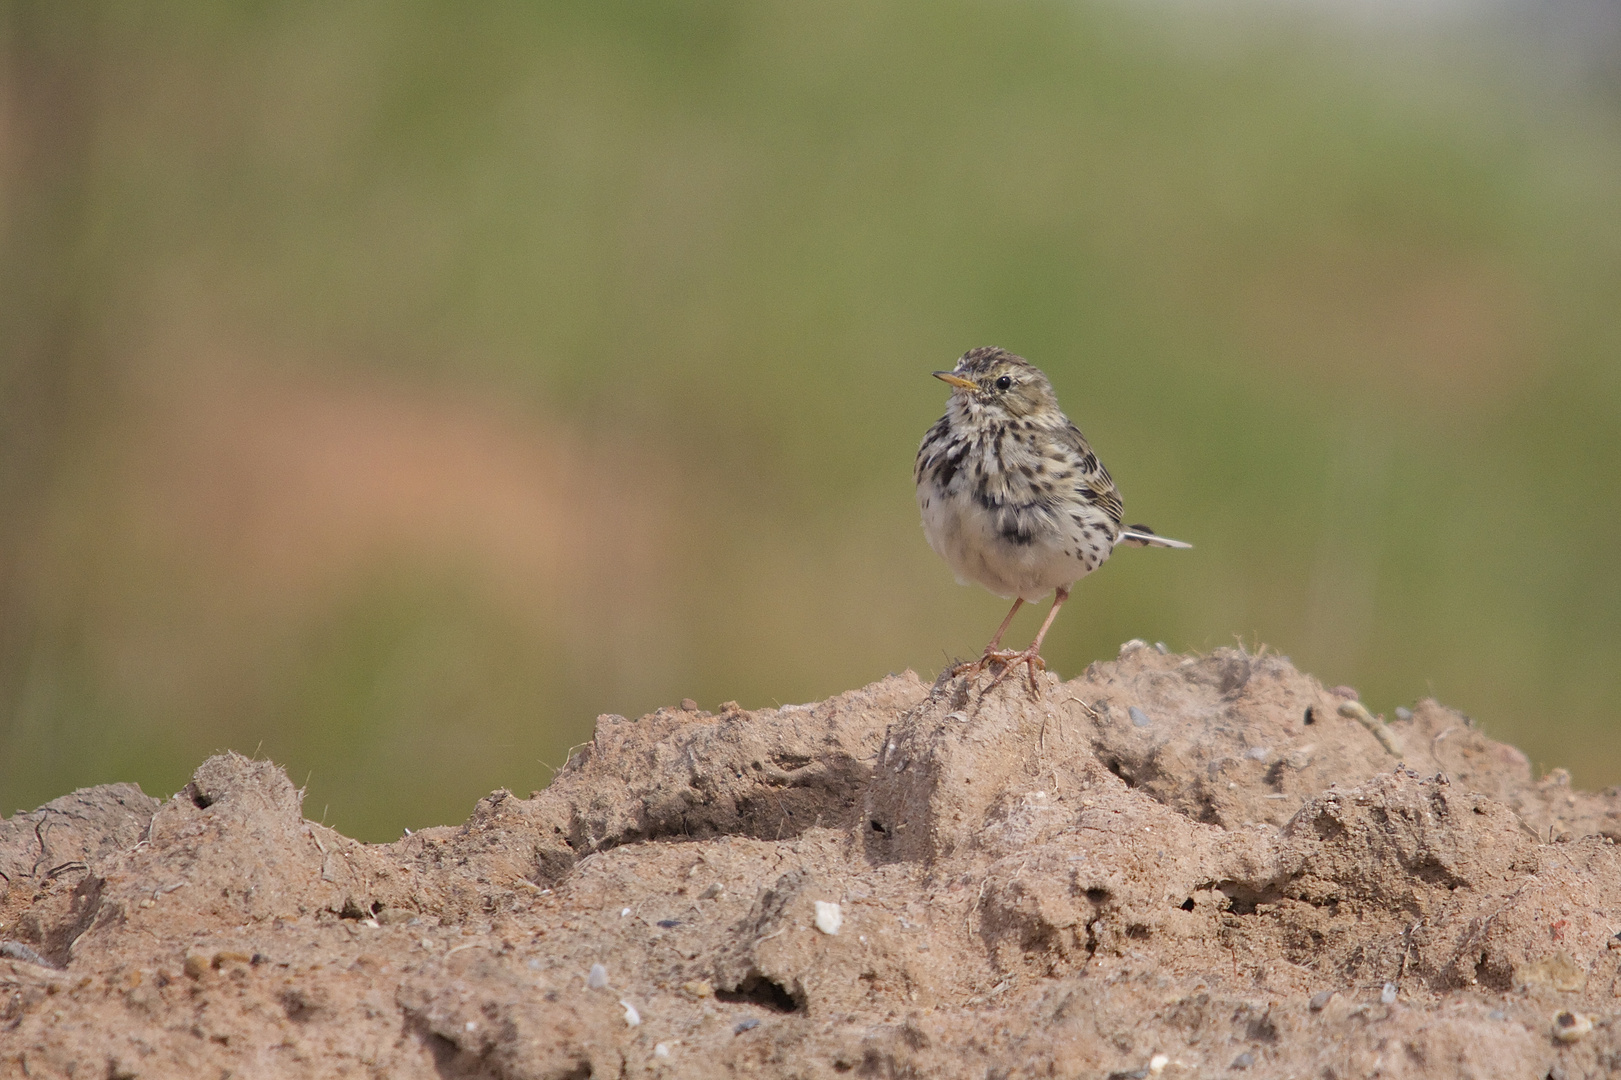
4 643 1621 1078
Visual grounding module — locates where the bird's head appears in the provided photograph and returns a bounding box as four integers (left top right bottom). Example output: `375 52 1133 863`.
933 347 1059 422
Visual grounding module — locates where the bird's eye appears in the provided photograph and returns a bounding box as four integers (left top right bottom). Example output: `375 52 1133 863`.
994 375 1013 391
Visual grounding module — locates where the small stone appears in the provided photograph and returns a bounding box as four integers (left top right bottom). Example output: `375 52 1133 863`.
1338 699 1374 723
183 951 210 980
1154 642 1168 654
620 999 641 1026
1244 746 1271 761
654 1043 672 1058
1149 1055 1170 1075
587 963 609 989
699 883 724 900
1309 990 1333 1011
1552 1010 1593 1043
719 700 742 713
734 1018 760 1034
1381 982 1397 1005
1129 706 1151 728
620 907 631 917
0 942 53 969
681 979 713 999
814 901 843 936
657 919 681 929
1330 685 1358 700
1524 951 1585 992
1231 1051 1254 1069
1394 706 1413 721
680 698 698 711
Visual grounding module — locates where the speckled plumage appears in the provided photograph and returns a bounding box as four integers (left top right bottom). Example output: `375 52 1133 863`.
915 346 1189 687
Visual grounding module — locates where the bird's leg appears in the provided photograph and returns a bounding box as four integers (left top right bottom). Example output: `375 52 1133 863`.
983 586 1070 695
950 597 1024 676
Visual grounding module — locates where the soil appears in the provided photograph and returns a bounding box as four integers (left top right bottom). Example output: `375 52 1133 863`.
5 641 1621 1079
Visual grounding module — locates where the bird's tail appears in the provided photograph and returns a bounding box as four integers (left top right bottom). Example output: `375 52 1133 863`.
1118 523 1192 549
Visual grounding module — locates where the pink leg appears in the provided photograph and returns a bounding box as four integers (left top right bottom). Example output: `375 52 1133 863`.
984 586 1071 695
950 597 1024 676
1025 586 1070 657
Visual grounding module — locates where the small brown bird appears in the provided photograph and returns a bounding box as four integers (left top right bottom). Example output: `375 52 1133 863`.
915 347 1190 689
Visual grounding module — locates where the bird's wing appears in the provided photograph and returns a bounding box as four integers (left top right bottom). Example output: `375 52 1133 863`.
1056 421 1124 526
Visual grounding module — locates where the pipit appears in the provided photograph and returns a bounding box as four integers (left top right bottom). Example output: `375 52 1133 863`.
915 346 1190 690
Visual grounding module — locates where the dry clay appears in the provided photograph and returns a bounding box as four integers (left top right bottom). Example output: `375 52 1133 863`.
4 642 1621 1078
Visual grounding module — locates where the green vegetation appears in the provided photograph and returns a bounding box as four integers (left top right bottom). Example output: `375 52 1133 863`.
3 1 1618 839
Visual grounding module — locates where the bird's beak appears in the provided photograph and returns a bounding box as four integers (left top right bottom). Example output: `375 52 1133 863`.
933 371 978 391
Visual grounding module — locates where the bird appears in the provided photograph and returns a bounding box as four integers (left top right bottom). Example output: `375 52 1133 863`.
914 346 1190 691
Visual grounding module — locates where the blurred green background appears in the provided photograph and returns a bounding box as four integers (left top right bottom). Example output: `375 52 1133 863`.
3 0 1619 841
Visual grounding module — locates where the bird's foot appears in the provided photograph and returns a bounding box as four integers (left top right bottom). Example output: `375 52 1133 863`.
948 647 1030 678
981 647 1047 696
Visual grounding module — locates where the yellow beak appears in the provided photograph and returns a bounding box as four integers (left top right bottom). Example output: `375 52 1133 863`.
933 371 978 390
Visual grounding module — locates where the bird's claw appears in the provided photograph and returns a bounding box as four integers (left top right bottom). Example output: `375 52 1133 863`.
979 648 1047 697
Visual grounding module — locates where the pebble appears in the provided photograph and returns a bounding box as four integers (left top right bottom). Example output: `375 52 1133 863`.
0 942 54 969
1149 1055 1170 1075
1381 982 1398 1005
699 883 724 900
1231 1051 1254 1069
1309 990 1334 1011
814 901 843 936
1394 706 1413 721
734 1018 760 1034
620 999 641 1026
1553 1010 1593 1043
1154 642 1168 654
587 963 609 989
1129 706 1151 728
1244 746 1271 761
654 1043 672 1058
182 951 210 980
680 698 698 711
656 919 681 929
